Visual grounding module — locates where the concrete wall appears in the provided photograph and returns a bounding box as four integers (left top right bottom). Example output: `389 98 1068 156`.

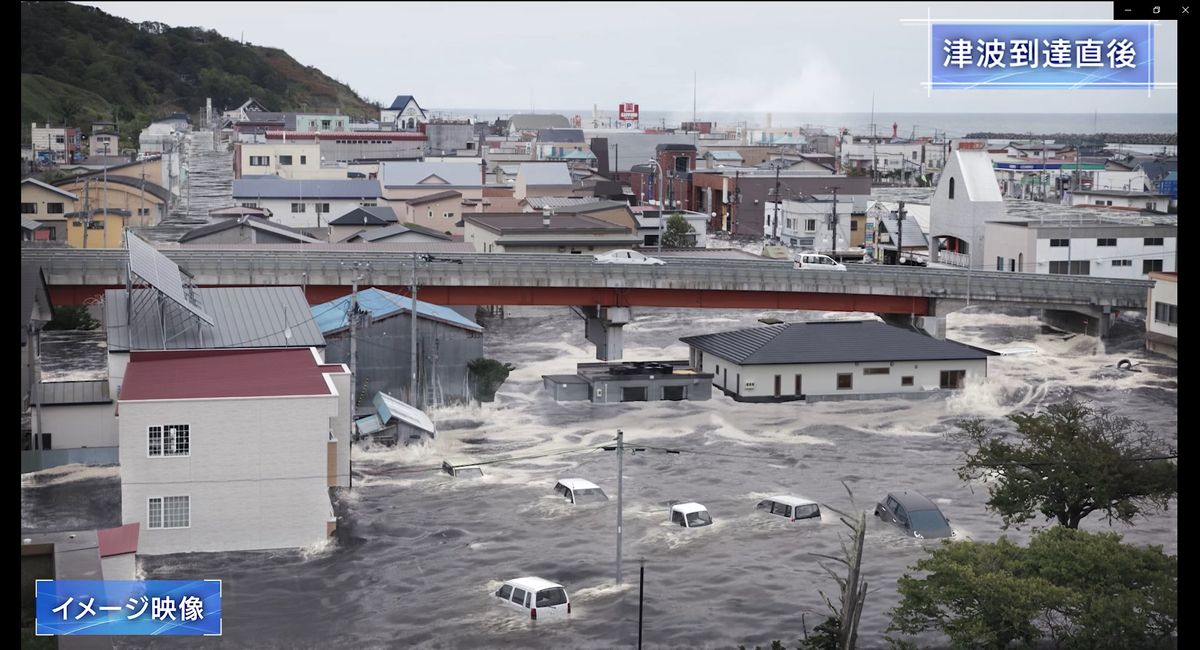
119 394 339 554
236 143 322 179
696 351 987 399
320 139 424 163
323 314 483 407
39 403 117 449
983 223 1037 273
426 123 476 154
1148 276 1177 340
404 195 466 234
245 199 374 229
583 376 712 403
21 447 118 473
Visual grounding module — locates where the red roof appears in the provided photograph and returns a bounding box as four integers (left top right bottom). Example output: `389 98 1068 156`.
120 348 348 401
97 523 139 557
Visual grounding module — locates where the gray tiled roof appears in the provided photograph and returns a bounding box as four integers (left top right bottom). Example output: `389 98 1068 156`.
680 321 995 365
231 177 382 199
327 206 398 225
536 129 585 143
34 380 112 405
406 190 462 205
355 223 452 242
518 162 572 187
466 214 630 233
178 216 322 244
104 286 325 352
549 200 630 214
507 114 571 131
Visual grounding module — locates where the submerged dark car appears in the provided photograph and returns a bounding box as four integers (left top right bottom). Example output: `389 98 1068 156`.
874 491 953 539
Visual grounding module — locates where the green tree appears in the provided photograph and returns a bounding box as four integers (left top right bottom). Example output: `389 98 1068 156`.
467 358 515 403
44 305 99 331
888 527 1177 649
659 213 696 248
54 96 82 126
951 400 1176 529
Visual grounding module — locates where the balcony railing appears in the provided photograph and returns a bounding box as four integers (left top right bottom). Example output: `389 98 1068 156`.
938 250 970 268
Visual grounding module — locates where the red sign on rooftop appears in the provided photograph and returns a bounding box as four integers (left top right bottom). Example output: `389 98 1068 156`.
619 103 639 121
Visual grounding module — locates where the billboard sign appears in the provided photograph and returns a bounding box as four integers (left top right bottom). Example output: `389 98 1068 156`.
619 103 639 121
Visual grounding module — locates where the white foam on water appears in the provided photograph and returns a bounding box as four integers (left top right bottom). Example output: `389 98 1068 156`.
571 582 634 602
22 464 119 487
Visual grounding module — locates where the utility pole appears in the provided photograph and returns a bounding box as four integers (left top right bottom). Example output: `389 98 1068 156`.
772 164 781 241
896 201 905 265
638 558 646 649
82 178 91 249
342 261 370 431
828 185 840 255
616 429 625 585
410 251 420 407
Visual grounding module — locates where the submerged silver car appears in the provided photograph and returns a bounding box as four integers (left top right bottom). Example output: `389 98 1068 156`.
874 491 953 539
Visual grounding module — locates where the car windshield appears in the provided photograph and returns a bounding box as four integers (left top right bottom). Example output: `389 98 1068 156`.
908 509 948 532
686 511 712 527
573 488 608 503
535 588 568 608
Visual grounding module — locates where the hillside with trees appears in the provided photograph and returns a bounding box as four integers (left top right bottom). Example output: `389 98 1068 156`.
21 1 379 147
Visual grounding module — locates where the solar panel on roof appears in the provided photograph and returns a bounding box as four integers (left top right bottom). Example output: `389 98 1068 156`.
126 233 215 325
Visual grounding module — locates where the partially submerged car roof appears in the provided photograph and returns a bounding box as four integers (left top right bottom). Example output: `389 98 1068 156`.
671 502 708 514
556 478 600 491
506 577 564 592
767 495 818 507
890 491 939 511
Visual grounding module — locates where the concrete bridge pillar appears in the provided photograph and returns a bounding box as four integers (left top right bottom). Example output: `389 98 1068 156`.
581 306 631 361
878 313 947 339
1042 307 1112 338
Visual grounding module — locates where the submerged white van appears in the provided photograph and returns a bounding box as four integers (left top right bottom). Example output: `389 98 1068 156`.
494 577 571 620
669 502 713 528
553 479 609 504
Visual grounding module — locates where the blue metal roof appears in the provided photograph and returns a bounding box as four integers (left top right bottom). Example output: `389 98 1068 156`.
310 287 483 334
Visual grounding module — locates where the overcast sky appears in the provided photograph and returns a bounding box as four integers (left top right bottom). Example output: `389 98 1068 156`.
82 1 1177 114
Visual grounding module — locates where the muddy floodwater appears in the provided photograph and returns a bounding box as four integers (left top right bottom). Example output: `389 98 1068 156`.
23 307 1176 649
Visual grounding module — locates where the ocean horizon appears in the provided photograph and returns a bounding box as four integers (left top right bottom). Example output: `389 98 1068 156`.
426 109 1177 138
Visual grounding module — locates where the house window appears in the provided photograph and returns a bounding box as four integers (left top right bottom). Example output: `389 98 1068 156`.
47 203 64 214
1143 259 1164 273
948 177 955 199
1144 237 1164 246
148 496 190 529
55 135 65 144
444 211 454 218
322 120 332 129
1146 202 1156 211
21 203 37 214
794 374 802 395
1154 301 1178 326
360 201 376 207
774 374 781 397
662 385 686 401
1094 200 1106 206
863 368 890 375
837 373 853 390
249 156 270 166
901 376 914 386
1096 238 1116 247
241 202 258 208
1049 239 1069 247
138 208 151 216
939 370 967 389
1049 260 1090 275
292 203 307 213
850 220 858 231
996 256 1004 271
300 156 307 165
279 155 294 165
148 424 190 457
805 219 816 232
1112 259 1132 267
315 203 330 214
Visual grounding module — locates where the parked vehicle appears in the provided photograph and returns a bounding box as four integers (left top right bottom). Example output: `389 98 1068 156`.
494 577 571 620
553 479 609 504
669 502 713 528
755 495 821 522
593 249 666 266
794 253 847 271
874 491 953 539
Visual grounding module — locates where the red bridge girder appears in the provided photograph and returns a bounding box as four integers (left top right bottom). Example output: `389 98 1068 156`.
49 284 930 316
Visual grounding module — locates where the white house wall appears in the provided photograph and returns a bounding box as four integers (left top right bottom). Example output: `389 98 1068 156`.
327 371 351 488
696 352 987 397
241 199 375 229
119 394 339 555
39 403 117 449
1148 278 1177 339
1033 234 1176 278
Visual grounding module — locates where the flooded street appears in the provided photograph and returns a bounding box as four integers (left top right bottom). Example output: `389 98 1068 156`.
135 130 232 245
23 306 1176 649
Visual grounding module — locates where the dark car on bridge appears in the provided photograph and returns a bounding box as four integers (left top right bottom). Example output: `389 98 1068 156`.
874 491 953 539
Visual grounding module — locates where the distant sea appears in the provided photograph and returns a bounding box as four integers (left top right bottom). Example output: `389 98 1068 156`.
428 109 1176 138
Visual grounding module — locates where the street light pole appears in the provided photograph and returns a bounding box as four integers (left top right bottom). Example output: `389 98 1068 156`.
616 429 624 585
